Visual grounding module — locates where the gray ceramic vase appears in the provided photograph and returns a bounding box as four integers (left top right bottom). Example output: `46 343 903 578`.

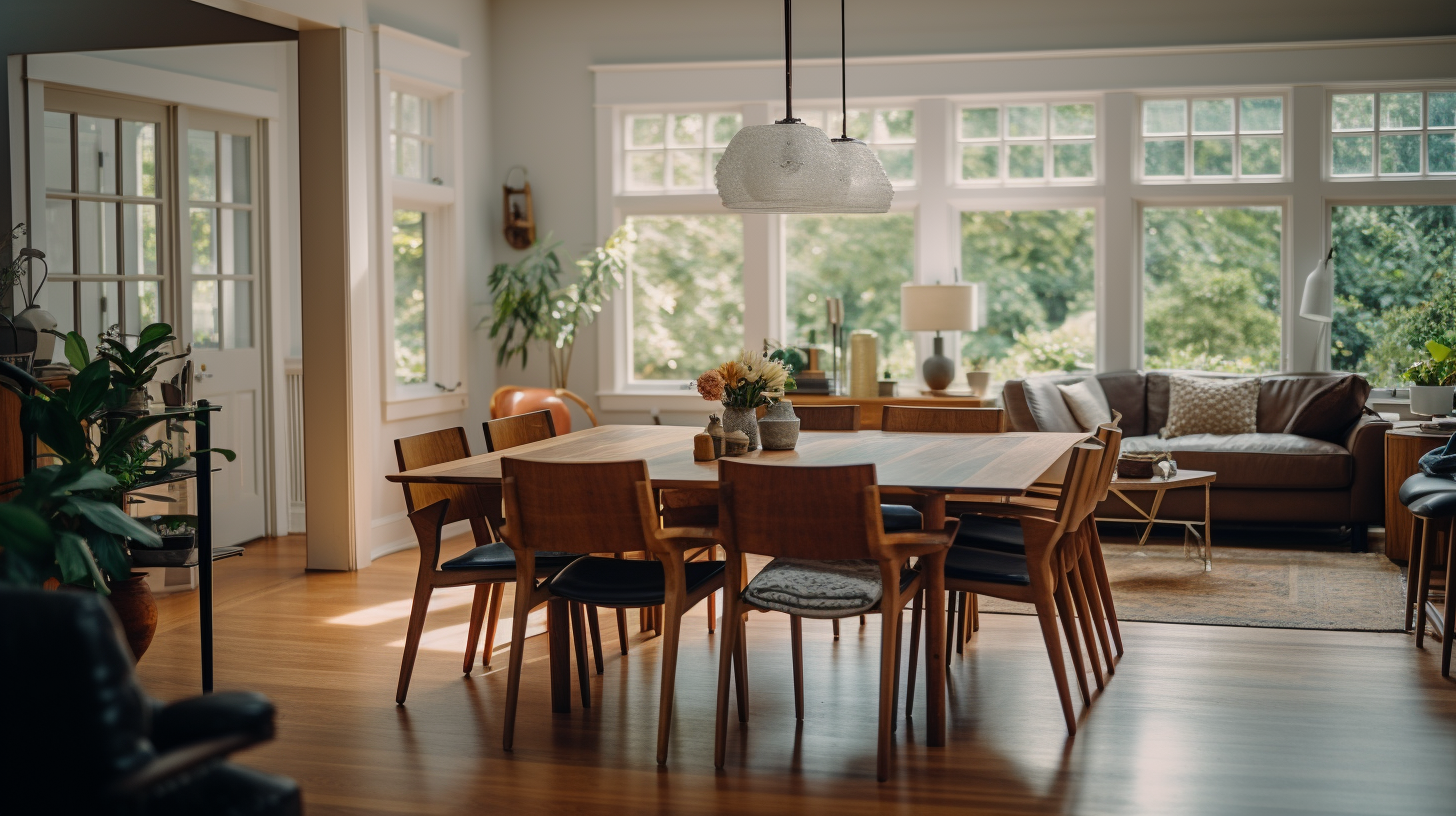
721 405 760 451
758 400 800 450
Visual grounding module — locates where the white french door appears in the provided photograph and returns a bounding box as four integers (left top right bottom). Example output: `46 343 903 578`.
178 108 267 547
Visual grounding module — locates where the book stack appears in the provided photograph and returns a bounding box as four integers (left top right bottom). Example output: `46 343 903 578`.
1418 419 1456 435
794 369 831 395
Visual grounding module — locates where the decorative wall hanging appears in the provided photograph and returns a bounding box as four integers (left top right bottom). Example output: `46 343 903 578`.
502 165 535 250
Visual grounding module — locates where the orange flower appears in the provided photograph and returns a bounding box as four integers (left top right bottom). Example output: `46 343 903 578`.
695 369 726 402
717 360 747 385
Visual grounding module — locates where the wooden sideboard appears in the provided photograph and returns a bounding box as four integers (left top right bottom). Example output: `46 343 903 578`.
786 393 992 430
1 373 68 495
1384 428 1450 562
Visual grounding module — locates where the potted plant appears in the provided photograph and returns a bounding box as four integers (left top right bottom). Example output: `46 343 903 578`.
1403 340 1456 416
485 226 631 390
964 355 992 397
94 323 190 412
694 351 796 452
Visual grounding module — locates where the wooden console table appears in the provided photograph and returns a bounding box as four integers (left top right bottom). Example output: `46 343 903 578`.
1385 428 1450 562
788 393 991 429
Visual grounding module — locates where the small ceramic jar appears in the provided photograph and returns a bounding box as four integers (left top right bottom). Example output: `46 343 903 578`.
758 400 801 450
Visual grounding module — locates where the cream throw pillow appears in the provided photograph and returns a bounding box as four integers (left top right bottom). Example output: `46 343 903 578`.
1057 377 1112 432
1162 375 1260 438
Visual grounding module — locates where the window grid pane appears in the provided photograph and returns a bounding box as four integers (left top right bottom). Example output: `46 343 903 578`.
957 101 1096 184
392 209 428 385
1141 95 1284 181
622 110 742 193
782 107 917 185
1329 90 1453 179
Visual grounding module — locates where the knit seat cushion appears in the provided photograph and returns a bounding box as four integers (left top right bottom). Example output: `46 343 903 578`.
741 558 914 619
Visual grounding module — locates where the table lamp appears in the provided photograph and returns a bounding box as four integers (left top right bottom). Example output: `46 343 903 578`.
901 282 978 391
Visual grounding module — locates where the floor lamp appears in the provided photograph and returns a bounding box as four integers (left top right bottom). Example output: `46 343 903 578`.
1299 248 1334 371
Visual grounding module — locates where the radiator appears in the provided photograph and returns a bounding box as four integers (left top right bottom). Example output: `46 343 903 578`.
285 357 306 533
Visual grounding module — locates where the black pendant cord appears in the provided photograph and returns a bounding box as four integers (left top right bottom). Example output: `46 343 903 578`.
839 0 849 140
778 0 801 124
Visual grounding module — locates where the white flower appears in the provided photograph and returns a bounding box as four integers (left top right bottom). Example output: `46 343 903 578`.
759 359 788 390
737 349 766 382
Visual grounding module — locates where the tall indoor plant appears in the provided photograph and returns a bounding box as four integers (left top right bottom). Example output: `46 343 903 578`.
485 226 631 389
1404 339 1456 416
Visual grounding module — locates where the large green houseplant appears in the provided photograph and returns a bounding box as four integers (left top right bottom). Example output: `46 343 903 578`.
485 226 632 389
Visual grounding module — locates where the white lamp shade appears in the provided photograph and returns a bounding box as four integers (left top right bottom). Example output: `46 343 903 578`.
715 123 840 213
901 283 979 332
1299 256 1334 322
830 138 893 213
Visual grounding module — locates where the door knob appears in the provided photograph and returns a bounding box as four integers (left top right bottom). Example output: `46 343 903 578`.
195 372 213 381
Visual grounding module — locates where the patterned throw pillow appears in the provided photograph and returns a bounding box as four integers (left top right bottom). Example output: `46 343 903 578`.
1161 375 1260 438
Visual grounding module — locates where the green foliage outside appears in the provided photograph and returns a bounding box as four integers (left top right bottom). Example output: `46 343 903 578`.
959 209 1096 382
786 213 916 379
392 209 427 385
630 215 743 380
1331 205 1456 387
1143 207 1282 372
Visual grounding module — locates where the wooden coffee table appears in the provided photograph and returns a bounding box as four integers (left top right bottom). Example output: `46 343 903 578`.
1103 469 1217 571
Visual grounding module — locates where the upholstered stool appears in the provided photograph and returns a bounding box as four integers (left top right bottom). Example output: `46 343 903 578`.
1400 473 1456 632
1409 489 1456 676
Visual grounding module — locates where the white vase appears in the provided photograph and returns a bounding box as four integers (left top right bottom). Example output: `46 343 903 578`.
965 371 991 397
1409 385 1454 416
14 307 58 365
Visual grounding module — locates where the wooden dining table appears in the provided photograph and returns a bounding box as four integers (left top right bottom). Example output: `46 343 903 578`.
388 424 1087 748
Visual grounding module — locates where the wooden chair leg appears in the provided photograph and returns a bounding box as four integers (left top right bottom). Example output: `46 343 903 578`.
876 604 901 782
970 592 979 633
586 604 605 674
502 578 536 750
1032 592 1077 736
707 548 718 634
1417 518 1438 649
655 596 685 765
1087 523 1124 656
790 615 805 720
616 608 629 655
395 578 434 705
905 590 922 719
570 602 591 708
1406 517 1426 632
860 614 867 627
734 611 750 722
653 605 664 637
944 591 958 672
1444 518 1456 677
481 583 504 669
832 618 841 640
1053 577 1091 707
1078 548 1115 673
955 591 968 654
1069 562 1105 692
713 587 741 768
462 583 490 675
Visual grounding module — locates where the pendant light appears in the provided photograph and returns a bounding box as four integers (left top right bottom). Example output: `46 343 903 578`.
829 0 893 212
714 0 838 212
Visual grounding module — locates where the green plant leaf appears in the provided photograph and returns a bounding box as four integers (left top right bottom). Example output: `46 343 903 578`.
194 447 237 462
55 531 108 592
137 322 173 347
63 331 90 370
0 502 54 549
68 359 113 419
67 496 163 548
20 398 90 463
86 528 134 577
56 467 118 495
93 414 175 468
1427 340 1452 362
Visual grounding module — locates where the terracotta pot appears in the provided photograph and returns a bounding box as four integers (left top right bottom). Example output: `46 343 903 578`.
106 572 158 662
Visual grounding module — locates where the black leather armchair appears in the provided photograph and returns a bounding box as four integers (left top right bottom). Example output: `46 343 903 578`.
0 586 301 815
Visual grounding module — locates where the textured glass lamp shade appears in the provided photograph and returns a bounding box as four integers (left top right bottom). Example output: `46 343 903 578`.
715 122 841 213
1299 257 1334 322
830 138 893 213
900 283 979 332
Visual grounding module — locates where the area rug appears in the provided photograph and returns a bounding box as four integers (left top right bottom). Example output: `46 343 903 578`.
977 543 1408 632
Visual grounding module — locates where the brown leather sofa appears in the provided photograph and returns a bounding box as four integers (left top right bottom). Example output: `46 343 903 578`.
1001 370 1390 549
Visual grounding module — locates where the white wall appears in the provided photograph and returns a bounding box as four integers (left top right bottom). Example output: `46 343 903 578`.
487 0 1456 428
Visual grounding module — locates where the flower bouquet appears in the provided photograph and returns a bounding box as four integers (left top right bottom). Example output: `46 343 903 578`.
694 351 796 451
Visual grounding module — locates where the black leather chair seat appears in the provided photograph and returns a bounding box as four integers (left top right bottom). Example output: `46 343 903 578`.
441 542 580 571
954 514 1025 554
1399 473 1456 507
881 504 923 532
1410 489 1456 519
548 556 727 606
943 545 1031 586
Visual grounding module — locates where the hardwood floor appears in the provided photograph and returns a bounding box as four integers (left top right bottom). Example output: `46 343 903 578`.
137 536 1456 815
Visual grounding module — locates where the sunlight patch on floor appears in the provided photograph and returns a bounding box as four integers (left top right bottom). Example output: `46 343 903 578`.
326 586 477 626
385 609 549 651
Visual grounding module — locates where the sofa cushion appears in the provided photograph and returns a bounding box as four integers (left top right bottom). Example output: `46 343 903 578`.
1145 370 1245 435
1164 375 1260 437
1057 377 1112 431
1281 375 1371 442
1122 433 1352 489
1096 371 1147 436
1021 376 1083 432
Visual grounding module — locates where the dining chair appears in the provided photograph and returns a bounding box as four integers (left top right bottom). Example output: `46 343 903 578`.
881 404 1007 649
906 439 1106 734
497 457 727 763
1399 473 1456 632
489 385 598 434
712 458 958 782
792 403 861 431
1409 490 1456 675
392 428 592 704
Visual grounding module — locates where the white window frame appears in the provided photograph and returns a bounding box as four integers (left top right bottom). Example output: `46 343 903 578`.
779 103 920 188
389 89 435 183
1326 84 1456 181
1137 91 1291 184
619 108 743 194
953 96 1101 187
374 26 468 421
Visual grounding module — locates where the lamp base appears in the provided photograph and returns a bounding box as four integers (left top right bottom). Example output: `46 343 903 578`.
921 335 955 392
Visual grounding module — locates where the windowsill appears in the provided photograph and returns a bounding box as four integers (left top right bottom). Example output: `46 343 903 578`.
384 390 468 422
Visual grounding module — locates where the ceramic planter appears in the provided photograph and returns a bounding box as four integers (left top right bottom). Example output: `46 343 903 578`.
758 400 801 450
721 405 760 451
965 371 991 397
1409 384 1454 416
